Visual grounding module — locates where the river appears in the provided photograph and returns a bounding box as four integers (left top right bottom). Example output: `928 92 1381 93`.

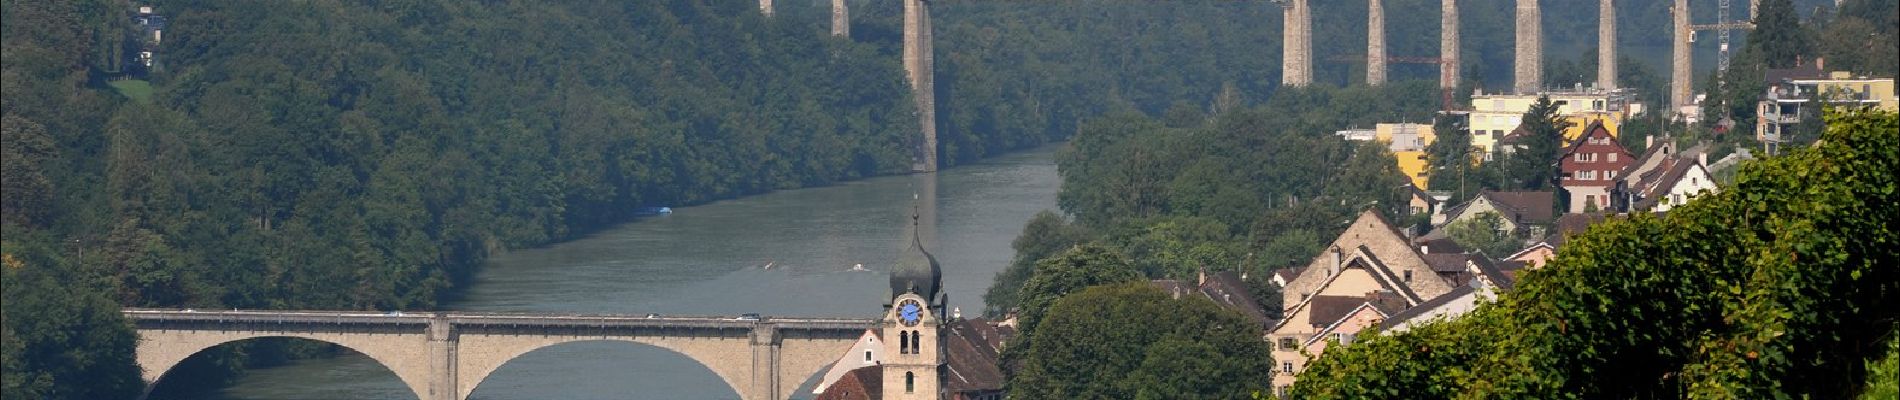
195 146 1061 400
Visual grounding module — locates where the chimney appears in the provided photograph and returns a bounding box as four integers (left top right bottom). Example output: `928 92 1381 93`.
1816 57 1825 72
953 307 961 320
1197 265 1208 286
1697 152 1707 167
1646 134 1654 149
1420 244 1430 254
1329 247 1343 277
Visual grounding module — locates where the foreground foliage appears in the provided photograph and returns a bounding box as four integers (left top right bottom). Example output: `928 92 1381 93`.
1291 109 1899 399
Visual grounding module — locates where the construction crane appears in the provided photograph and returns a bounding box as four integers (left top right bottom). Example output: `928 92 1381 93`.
1690 0 1756 74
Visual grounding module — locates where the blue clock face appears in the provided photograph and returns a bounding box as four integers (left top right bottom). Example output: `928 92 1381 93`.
899 301 922 326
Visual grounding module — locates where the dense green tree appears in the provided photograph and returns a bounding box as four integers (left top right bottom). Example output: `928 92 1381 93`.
0 114 56 228
998 244 1145 380
1440 211 1525 257
0 254 143 400
1752 0 1813 69
1008 244 1145 341
1291 109 1899 399
1007 283 1272 400
1425 112 1476 201
1863 333 1900 400
1818 0 1899 76
982 211 1091 317
1499 96 1566 190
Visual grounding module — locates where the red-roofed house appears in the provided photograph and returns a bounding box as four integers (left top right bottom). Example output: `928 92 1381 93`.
1559 121 1635 213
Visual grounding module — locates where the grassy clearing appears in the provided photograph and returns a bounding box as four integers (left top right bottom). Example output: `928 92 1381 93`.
109 79 153 103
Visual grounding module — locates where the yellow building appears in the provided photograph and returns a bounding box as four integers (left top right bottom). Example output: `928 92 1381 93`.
1468 88 1643 158
1374 123 1435 188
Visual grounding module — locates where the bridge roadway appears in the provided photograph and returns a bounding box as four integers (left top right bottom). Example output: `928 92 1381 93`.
126 309 878 400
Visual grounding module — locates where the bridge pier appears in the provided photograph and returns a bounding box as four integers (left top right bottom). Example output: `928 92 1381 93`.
750 325 782 400
427 316 459 400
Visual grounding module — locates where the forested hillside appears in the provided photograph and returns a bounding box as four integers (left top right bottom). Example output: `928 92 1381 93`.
1 0 1302 396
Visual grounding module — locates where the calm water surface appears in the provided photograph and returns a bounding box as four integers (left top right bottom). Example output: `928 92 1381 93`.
200 146 1060 400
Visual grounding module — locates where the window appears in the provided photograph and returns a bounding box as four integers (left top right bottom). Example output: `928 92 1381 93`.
1608 153 1617 162
865 350 873 362
1331 332 1344 342
1403 270 1413 283
1282 362 1295 374
1280 337 1297 350
1607 170 1617 180
906 372 915 393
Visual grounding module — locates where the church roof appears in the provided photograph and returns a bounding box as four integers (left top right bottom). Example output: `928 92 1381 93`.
891 219 943 300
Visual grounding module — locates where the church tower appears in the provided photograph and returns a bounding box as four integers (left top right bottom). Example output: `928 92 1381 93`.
882 215 945 399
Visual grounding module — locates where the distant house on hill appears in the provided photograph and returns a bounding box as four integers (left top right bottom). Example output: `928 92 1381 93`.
1558 121 1635 213
1153 269 1275 327
1266 210 1513 395
1434 190 1556 240
1610 139 1718 213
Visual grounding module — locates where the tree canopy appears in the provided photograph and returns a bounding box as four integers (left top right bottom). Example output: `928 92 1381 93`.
1006 282 1273 400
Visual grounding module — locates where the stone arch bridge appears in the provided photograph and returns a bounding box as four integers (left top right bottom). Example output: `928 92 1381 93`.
126 309 875 400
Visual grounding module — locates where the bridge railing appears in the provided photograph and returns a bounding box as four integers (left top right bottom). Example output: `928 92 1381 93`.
123 308 875 331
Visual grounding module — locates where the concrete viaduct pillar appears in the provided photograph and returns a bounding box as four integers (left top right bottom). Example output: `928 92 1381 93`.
1671 0 1692 112
1514 0 1542 94
832 0 849 37
1598 0 1617 90
1367 0 1387 86
1441 0 1460 91
1281 0 1312 88
904 0 938 172
760 0 773 17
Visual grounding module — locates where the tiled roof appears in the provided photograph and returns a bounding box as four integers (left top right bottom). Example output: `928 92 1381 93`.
1632 159 1705 210
1414 236 1466 255
1547 213 1609 247
943 319 1006 394
1306 295 1369 329
1484 190 1556 225
1466 256 1515 291
1765 63 1826 83
1421 253 1472 273
1273 267 1303 284
813 365 882 400
1376 285 1477 331
1198 271 1272 328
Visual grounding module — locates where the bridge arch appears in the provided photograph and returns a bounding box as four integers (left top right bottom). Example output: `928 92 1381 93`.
457 336 754 400
135 331 431 400
461 339 744 400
